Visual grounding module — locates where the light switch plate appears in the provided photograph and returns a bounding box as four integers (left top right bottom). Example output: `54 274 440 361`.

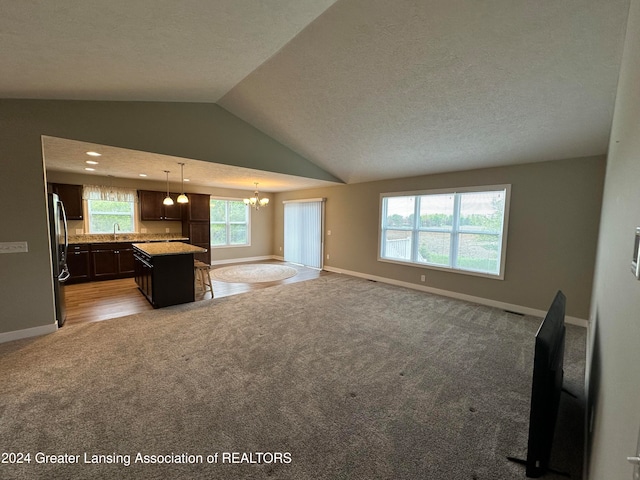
0 241 28 254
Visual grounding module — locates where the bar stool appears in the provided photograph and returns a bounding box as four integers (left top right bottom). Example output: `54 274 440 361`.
194 260 214 297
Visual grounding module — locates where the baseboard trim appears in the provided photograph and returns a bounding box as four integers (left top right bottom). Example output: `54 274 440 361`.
323 266 588 328
0 322 58 344
211 255 277 266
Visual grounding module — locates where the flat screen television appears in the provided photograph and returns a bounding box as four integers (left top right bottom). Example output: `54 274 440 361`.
509 290 566 477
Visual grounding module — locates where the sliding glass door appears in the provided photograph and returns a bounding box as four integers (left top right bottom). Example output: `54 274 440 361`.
284 199 324 269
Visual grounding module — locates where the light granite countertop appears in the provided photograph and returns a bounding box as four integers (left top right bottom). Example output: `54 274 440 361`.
132 241 207 256
69 234 189 244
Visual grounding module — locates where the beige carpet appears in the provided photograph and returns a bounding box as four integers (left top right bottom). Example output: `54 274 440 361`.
211 263 298 283
0 274 585 479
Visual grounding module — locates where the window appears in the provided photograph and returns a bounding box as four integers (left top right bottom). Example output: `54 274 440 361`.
87 200 135 233
210 198 250 247
83 185 137 234
379 185 510 278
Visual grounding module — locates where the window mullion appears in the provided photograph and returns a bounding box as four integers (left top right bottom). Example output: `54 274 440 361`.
451 194 461 268
224 200 231 245
412 196 420 262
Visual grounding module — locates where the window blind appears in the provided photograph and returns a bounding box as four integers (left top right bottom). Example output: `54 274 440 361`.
284 199 324 269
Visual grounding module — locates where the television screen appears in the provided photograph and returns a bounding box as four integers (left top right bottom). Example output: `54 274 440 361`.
525 290 566 477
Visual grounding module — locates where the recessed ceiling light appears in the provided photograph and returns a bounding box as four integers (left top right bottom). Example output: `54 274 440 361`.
86 151 101 157
85 160 99 165
84 167 95 171
139 173 147 177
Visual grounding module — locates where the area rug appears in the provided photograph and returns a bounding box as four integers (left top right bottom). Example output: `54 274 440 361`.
211 263 298 283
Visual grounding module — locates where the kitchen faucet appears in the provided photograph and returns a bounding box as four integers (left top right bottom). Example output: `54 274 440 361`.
113 223 120 240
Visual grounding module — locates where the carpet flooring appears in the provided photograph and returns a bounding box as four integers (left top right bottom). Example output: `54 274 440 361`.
0 274 586 479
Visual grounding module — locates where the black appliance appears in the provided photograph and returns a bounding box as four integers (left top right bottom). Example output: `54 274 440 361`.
48 193 70 326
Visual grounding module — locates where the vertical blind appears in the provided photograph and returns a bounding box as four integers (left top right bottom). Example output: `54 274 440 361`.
284 199 324 269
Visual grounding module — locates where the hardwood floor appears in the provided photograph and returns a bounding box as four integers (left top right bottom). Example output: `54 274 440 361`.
64 260 331 325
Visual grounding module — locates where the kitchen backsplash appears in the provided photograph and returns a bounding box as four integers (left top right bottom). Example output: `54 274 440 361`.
67 220 184 237
69 233 189 244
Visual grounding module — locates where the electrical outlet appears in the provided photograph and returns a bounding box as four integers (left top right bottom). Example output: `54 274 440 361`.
280 246 282 251
165 228 170 233
420 275 426 282
75 229 83 235
0 241 28 254
327 230 332 236
141 228 147 234
326 254 330 260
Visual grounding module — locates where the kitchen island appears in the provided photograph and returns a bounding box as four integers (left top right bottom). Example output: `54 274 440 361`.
133 242 207 308
66 235 190 284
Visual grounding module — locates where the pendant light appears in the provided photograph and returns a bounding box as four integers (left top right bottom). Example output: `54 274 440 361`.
163 170 174 206
176 162 189 204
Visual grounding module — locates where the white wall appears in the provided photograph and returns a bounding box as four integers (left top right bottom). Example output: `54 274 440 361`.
587 0 640 477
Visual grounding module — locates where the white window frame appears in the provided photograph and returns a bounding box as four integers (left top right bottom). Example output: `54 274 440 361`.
378 184 511 279
210 197 251 248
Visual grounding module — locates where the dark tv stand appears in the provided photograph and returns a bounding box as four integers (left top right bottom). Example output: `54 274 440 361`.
506 456 570 478
507 385 577 477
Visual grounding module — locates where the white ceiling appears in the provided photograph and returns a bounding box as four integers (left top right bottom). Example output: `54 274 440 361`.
42 136 341 192
1 0 631 186
0 0 337 102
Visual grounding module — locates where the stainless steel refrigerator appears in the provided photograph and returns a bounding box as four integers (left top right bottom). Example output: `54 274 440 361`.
48 193 70 327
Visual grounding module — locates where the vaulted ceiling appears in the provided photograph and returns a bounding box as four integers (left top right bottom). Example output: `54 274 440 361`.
1 0 631 187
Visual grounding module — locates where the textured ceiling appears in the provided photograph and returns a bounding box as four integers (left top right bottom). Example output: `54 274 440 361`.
0 0 337 102
220 0 631 183
42 136 342 192
1 0 631 186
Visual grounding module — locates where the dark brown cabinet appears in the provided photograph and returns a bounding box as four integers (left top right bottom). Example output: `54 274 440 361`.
49 183 83 220
91 245 118 279
138 190 163 221
182 193 211 264
134 249 154 302
139 190 183 221
117 244 136 275
185 193 210 222
185 223 210 264
66 243 91 283
133 247 195 308
90 243 135 280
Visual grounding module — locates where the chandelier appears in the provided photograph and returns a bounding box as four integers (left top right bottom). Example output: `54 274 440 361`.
243 182 269 210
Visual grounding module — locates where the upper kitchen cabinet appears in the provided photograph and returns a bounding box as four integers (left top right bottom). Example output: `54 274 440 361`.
138 190 183 221
184 193 210 222
49 183 83 220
